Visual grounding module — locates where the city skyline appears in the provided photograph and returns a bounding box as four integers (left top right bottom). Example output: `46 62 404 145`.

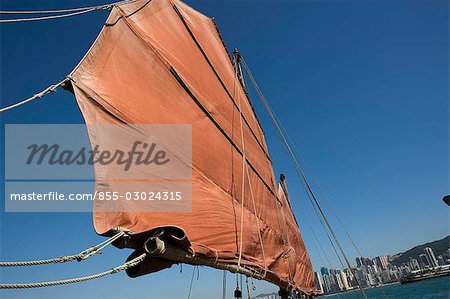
314 245 450 295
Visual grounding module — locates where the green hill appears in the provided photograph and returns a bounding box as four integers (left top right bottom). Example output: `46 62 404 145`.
390 236 450 266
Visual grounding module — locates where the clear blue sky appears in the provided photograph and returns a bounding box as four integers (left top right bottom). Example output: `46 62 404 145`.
1 0 448 298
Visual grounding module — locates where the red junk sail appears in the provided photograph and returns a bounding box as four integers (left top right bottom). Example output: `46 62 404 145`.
69 0 316 293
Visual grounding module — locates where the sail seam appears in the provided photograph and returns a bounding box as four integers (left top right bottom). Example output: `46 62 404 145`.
210 17 267 140
114 6 280 204
115 6 274 190
172 4 272 164
168 66 279 202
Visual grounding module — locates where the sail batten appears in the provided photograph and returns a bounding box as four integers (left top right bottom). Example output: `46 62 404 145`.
171 4 271 162
69 0 316 293
113 4 278 200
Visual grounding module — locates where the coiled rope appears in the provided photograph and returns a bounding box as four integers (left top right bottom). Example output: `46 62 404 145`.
0 231 126 267
0 253 146 289
0 0 134 23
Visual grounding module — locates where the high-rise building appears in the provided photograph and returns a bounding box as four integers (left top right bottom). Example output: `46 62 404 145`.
344 268 356 287
366 272 376 286
320 267 329 276
419 254 429 268
437 255 446 266
375 256 388 269
356 257 363 268
369 264 379 276
364 258 374 266
338 269 350 290
424 247 439 268
322 274 332 293
314 272 324 294
409 258 420 270
353 268 369 288
335 272 344 291
380 270 391 284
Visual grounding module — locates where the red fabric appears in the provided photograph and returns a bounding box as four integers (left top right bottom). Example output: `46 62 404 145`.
70 0 315 293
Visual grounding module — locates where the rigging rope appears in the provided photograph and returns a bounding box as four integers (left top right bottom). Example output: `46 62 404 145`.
0 8 101 23
245 276 251 299
295 196 344 299
0 0 130 14
280 118 366 259
235 52 268 275
250 277 256 291
292 155 348 299
241 58 368 299
245 164 267 277
0 78 69 113
0 0 135 23
233 55 246 270
186 266 197 299
244 61 378 299
255 92 361 299
222 270 227 299
240 274 243 294
0 253 146 289
0 231 126 267
306 168 388 299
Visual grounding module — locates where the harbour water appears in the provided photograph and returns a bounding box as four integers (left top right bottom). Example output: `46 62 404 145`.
324 276 449 299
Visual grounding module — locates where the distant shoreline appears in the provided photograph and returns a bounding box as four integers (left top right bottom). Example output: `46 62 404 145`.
319 275 450 298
